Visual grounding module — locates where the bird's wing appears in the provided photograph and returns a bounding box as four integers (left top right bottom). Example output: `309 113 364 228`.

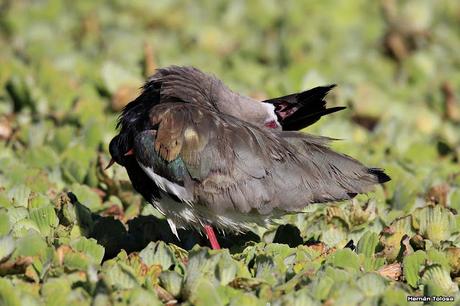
143 66 275 126
133 102 285 212
144 66 346 131
144 66 241 110
134 102 389 215
263 85 346 130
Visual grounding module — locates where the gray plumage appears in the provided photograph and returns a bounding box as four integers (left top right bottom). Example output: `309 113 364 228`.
146 66 280 130
110 66 390 234
132 102 388 232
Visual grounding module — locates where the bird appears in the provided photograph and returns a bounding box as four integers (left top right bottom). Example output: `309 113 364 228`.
107 66 390 250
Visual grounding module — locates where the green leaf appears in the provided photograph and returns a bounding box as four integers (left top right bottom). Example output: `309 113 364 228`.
189 279 223 306
61 146 95 183
139 241 175 270
11 219 41 237
356 231 379 257
254 255 276 284
50 125 76 153
183 248 223 297
70 237 104 265
421 265 458 295
216 253 238 286
28 194 51 209
356 273 386 297
0 210 11 236
229 292 265 306
445 248 460 275
159 271 183 298
7 207 28 223
0 278 21 306
0 235 15 262
403 250 426 288
380 215 415 262
70 184 102 212
412 206 457 246
326 249 360 271
128 288 163 306
103 261 139 290
5 75 34 112
308 275 334 301
29 205 59 236
380 287 411 306
41 278 71 306
357 231 384 271
13 231 48 260
63 251 90 271
427 249 450 271
23 146 59 169
279 287 321 306
7 185 31 207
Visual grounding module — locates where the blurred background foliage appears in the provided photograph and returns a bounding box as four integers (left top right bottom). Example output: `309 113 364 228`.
0 0 460 305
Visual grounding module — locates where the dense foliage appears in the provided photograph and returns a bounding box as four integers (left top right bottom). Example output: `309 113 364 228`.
0 1 460 305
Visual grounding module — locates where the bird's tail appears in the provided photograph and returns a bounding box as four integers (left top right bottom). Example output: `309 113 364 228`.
263 85 345 131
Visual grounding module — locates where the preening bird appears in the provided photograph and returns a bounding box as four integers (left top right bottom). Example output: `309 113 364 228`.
107 66 390 249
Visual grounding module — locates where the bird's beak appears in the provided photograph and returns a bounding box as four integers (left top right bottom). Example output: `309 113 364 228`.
104 159 115 170
105 149 133 170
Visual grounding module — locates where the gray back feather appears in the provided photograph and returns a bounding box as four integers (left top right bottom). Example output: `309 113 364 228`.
147 66 274 128
145 103 387 216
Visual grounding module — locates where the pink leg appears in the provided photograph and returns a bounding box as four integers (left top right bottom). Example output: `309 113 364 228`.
203 225 221 250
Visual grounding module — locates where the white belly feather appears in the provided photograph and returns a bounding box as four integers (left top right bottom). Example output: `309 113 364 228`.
137 161 271 236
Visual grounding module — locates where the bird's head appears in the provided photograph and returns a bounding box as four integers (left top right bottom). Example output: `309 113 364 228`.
107 134 133 168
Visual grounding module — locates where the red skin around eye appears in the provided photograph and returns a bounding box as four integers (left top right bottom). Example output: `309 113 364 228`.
124 149 134 156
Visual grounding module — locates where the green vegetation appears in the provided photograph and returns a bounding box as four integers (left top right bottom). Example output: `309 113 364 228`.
0 0 459 305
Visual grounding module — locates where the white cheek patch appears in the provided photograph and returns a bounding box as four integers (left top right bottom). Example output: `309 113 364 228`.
262 103 280 126
262 102 281 129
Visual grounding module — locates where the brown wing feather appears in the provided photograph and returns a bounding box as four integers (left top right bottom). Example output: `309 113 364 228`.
145 103 388 215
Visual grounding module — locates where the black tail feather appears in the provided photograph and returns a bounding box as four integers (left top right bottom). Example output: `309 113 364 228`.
368 168 391 183
283 106 346 131
263 84 344 131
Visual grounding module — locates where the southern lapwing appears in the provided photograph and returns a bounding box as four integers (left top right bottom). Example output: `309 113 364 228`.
107 66 390 249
